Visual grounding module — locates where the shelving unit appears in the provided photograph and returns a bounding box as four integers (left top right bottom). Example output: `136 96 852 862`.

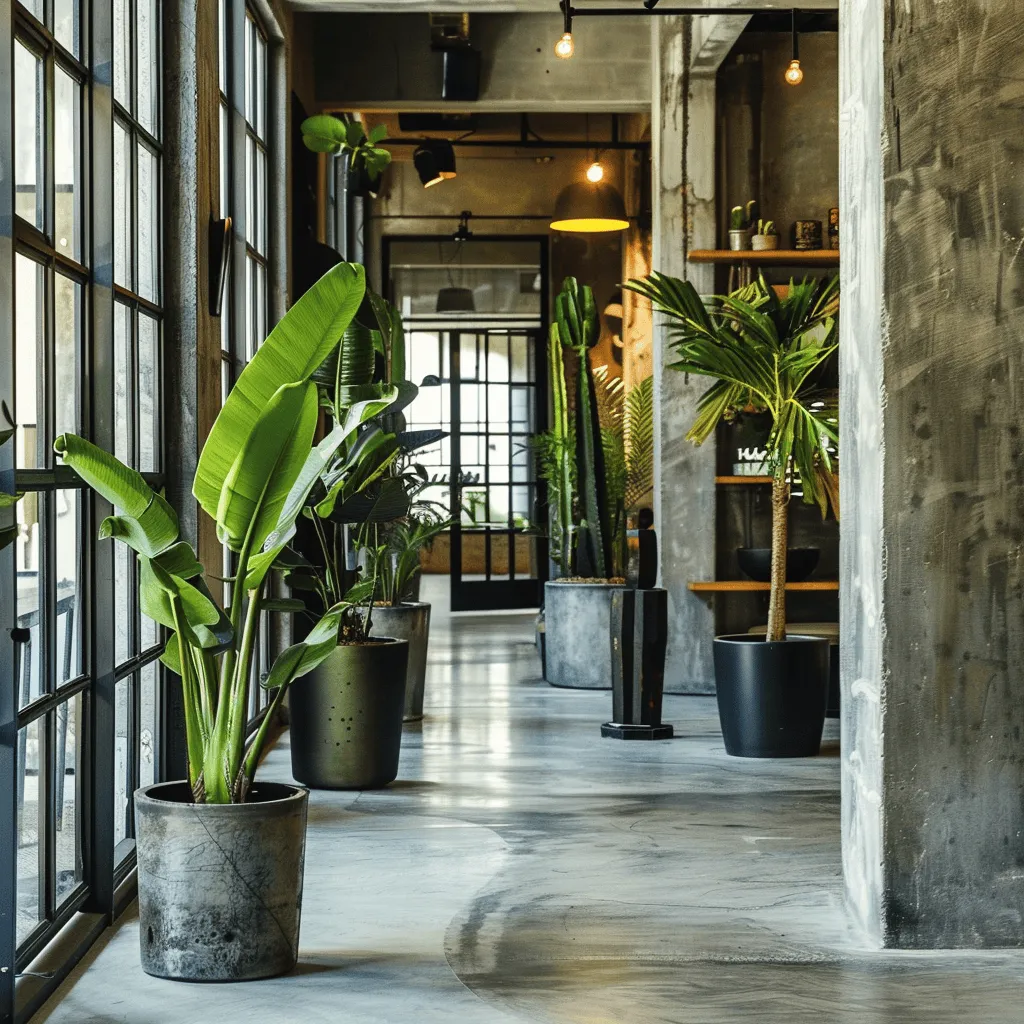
688 249 840 267
689 581 839 593
715 475 773 485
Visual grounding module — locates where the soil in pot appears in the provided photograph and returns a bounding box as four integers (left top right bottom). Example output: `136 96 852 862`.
369 602 431 722
712 634 829 757
135 780 308 981
289 637 409 789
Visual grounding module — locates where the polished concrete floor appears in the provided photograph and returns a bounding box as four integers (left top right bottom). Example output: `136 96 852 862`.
40 579 1024 1022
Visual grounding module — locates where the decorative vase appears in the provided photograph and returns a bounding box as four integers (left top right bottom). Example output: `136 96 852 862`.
728 228 751 251
289 638 409 788
750 233 779 251
544 580 623 689
135 780 308 981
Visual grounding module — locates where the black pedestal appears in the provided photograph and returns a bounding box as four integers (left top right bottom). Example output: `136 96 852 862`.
601 722 674 740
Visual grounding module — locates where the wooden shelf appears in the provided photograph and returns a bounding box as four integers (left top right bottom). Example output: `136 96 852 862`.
715 475 773 485
688 249 840 266
688 580 839 593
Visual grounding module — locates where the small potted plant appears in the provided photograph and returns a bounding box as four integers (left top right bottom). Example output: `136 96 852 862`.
728 199 758 251
750 218 779 251
54 262 374 981
626 271 839 757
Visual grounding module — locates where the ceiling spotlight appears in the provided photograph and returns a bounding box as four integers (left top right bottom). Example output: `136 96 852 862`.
413 139 457 188
555 2 574 59
550 182 629 234
585 161 604 183
785 10 803 85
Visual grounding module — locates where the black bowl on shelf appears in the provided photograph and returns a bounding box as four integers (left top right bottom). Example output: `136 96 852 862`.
736 547 820 583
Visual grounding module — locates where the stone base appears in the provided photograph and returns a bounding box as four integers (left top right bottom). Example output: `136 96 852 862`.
601 722 674 740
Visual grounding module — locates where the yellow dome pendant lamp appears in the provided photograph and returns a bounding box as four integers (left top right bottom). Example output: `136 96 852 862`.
550 178 629 234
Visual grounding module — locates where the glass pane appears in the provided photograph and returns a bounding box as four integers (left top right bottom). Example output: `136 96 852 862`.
55 273 81 442
487 336 510 382
256 145 267 255
55 693 84 906
15 254 43 470
257 261 267 347
113 0 130 110
15 492 41 708
114 121 131 288
114 301 130 466
137 141 159 302
489 436 510 483
17 718 44 947
55 488 82 684
460 335 478 380
255 30 267 139
218 0 227 94
219 101 229 220
21 0 44 21
137 0 159 136
488 384 510 430
55 68 82 263
245 135 255 246
140 661 159 789
54 0 81 57
510 335 529 382
244 16 255 125
14 40 43 230
138 314 158 472
114 540 131 667
114 678 132 848
461 384 483 431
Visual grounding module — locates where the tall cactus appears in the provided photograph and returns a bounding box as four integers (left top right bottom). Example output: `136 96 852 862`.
547 323 574 576
555 277 612 578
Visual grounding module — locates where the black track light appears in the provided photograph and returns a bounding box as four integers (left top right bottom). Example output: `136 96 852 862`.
413 139 457 188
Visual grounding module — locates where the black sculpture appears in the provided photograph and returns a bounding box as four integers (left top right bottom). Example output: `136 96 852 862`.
601 512 673 740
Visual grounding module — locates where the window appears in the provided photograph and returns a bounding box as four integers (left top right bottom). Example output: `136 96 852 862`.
5 0 163 987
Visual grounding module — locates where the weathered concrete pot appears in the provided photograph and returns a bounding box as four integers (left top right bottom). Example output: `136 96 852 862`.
289 638 409 789
370 602 431 722
135 780 308 981
544 580 623 689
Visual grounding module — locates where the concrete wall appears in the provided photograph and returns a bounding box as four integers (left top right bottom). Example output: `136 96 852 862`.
305 13 650 112
841 0 1024 947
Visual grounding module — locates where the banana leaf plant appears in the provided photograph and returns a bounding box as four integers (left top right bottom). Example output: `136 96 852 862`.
300 114 392 188
54 263 401 804
625 272 840 643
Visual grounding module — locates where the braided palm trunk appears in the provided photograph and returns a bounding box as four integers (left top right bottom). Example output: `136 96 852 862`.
766 473 790 643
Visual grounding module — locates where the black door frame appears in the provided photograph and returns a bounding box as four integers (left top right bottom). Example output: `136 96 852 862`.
381 233 550 611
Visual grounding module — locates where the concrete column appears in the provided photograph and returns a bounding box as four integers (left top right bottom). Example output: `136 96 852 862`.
840 0 1024 947
651 16 716 693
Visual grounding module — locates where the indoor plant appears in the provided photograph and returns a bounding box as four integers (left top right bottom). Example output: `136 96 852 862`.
53 262 378 980
626 270 839 757
750 219 780 251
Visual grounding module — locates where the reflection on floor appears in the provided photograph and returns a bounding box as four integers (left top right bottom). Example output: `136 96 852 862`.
39 577 1024 1023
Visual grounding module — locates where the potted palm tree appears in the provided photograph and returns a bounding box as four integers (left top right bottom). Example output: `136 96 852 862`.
626 272 839 757
53 263 382 980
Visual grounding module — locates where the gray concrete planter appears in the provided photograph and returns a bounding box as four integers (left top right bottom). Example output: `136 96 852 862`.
544 580 623 689
135 780 308 981
289 638 409 789
370 602 431 722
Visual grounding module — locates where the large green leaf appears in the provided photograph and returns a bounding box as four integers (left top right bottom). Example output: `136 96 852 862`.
300 114 347 153
260 602 347 690
330 475 410 524
216 380 319 552
195 262 366 524
139 555 225 648
55 433 178 556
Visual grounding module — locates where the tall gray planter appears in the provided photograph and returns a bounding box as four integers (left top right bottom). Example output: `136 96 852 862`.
370 602 431 721
289 638 409 789
544 580 622 689
135 780 308 981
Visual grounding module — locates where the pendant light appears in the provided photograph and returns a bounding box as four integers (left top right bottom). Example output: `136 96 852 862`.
785 10 803 85
550 181 629 233
554 1 574 59
413 139 457 188
435 237 475 313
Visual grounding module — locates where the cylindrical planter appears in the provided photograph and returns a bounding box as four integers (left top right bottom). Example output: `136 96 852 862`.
135 780 308 981
544 580 622 689
712 634 830 757
750 233 779 251
728 228 751 251
289 638 409 789
369 603 431 722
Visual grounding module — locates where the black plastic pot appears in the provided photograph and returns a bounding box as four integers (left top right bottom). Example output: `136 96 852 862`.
712 634 829 757
737 546 820 582
289 638 409 788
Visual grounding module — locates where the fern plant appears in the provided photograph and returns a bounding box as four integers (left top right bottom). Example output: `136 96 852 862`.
623 375 654 510
625 272 839 642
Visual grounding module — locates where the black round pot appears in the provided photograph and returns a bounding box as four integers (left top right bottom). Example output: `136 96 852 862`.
737 546 820 582
369 603 431 722
135 781 308 981
289 637 409 789
712 634 829 757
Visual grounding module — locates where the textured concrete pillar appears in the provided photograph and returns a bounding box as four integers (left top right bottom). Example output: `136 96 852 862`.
652 17 715 693
840 0 1024 947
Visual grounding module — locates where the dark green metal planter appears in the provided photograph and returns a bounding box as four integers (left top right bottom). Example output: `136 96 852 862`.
289 638 409 789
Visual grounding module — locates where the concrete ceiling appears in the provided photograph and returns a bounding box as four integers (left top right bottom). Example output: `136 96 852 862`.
289 1 838 12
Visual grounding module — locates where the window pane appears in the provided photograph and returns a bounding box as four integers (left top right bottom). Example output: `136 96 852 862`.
54 0 81 58
55 68 82 263
255 30 267 139
21 0 44 21
55 488 82 684
138 313 159 472
17 718 44 947
15 492 41 708
218 0 228 94
114 678 132 848
114 541 131 667
114 301 130 466
137 0 159 136
256 145 267 255
139 661 159 789
245 134 255 246
55 273 81 442
14 40 43 230
113 0 131 110
219 101 229 219
55 693 84 906
137 141 159 302
245 16 255 125
15 254 43 470
114 121 131 288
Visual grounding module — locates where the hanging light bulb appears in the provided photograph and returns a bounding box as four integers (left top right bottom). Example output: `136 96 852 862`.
785 10 803 85
555 2 574 59
586 160 604 183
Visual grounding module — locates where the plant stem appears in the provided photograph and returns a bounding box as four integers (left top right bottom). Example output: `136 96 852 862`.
169 597 206 797
766 470 790 643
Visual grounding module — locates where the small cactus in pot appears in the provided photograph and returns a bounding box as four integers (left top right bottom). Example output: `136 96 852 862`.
751 218 779 251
